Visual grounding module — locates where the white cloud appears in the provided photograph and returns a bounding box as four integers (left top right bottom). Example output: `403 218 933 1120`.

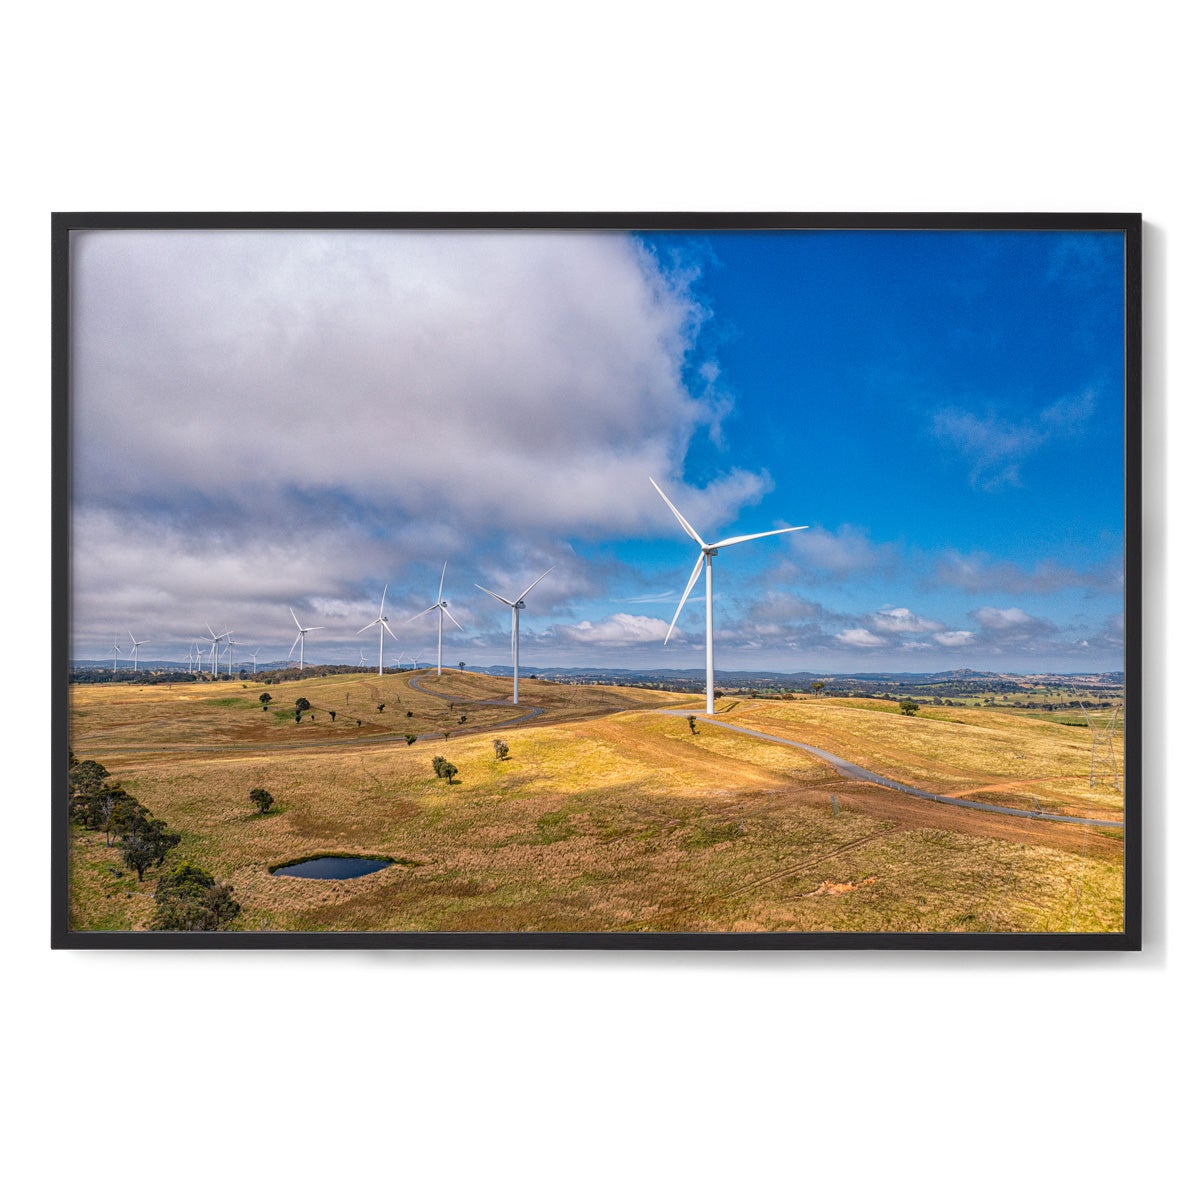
934 630 975 647
551 613 673 647
868 606 943 634
836 628 887 648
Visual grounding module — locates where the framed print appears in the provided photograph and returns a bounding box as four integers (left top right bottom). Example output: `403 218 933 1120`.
53 213 1140 948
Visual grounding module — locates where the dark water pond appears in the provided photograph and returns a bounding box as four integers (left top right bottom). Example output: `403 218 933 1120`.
271 856 392 880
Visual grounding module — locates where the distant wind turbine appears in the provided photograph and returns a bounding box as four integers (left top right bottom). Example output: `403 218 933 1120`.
475 566 554 704
289 608 324 671
225 633 238 677
357 585 398 676
127 632 148 672
358 649 368 668
250 648 261 674
111 641 122 672
204 624 225 675
650 476 807 716
406 563 464 677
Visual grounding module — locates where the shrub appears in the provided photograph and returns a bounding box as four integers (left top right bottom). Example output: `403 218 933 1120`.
493 739 509 761
899 699 920 717
432 755 448 778
406 711 413 718
249 787 274 814
295 697 310 712
377 703 385 713
259 692 272 704
151 862 240 931
404 734 417 746
687 716 697 734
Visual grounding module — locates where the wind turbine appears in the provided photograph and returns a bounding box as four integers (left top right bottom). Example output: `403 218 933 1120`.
249 648 261 674
650 477 807 716
225 633 238 677
475 566 554 704
111 641 122 672
204 624 225 675
358 649 368 669
406 563 464 677
356 585 398 676
289 608 324 671
127 632 148 672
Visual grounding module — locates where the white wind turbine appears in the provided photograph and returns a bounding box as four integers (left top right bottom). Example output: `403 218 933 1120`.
225 633 238 677
406 563 465 677
127 632 148 672
651 477 807 716
249 648 261 674
475 566 554 704
358 649 368 668
357 585 398 676
289 608 324 671
204 624 225 675
111 641 122 672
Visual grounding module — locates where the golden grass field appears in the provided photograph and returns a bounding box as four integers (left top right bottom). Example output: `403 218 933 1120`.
68 671 1126 934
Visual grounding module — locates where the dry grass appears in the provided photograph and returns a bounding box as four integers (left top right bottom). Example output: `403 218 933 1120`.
68 679 1125 935
717 697 1126 819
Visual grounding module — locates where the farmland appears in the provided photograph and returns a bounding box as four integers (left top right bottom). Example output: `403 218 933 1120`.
67 671 1125 934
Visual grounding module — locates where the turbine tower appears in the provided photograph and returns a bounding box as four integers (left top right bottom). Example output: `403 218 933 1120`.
111 641 122 672
250 648 261 674
225 633 238 677
204 624 225 675
651 477 807 716
127 632 148 672
357 585 398 676
475 566 554 704
406 563 464 676
289 608 324 671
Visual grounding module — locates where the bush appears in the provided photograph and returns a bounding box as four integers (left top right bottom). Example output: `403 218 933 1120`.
899 699 920 717
259 692 272 704
493 739 509 761
294 697 310 713
404 734 417 746
432 755 448 778
250 787 274 814
432 756 458 782
151 862 240 931
687 716 697 734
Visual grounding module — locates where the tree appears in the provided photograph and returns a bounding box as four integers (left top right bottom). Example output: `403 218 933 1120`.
442 762 458 784
151 862 240 931
120 816 181 881
295 711 302 724
493 739 509 761
459 714 468 724
294 697 310 713
259 692 272 705
899 699 919 717
404 734 417 746
432 755 448 778
330 710 336 721
249 787 274 814
687 715 698 734
406 711 413 718
458 661 466 672
377 703 385 713
69 759 110 800
811 681 826 698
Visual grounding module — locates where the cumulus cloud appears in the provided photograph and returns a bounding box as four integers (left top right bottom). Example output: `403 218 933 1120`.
933 630 975 647
969 606 1055 639
868 606 944 635
836 628 887 649
931 388 1097 489
935 549 1124 595
70 230 763 653
549 612 674 647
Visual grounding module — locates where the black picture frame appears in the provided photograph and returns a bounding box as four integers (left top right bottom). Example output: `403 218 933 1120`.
53 212 1141 950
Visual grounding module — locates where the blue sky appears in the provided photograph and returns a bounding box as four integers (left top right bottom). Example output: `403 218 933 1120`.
71 227 1126 672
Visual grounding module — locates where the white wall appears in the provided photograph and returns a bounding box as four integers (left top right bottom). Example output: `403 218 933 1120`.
7 4 1194 1196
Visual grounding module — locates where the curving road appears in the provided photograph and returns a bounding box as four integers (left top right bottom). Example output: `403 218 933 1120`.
661 710 1124 830
403 672 545 730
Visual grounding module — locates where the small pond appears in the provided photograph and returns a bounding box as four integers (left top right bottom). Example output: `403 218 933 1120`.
271 856 392 880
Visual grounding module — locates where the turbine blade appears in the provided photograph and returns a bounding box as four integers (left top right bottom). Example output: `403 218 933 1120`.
290 608 303 630
383 620 398 641
443 608 465 632
664 551 705 644
515 565 555 604
290 632 302 656
438 561 447 603
709 525 808 550
379 584 388 617
405 604 440 623
308 626 325 633
649 477 705 546
356 622 377 635
476 584 514 607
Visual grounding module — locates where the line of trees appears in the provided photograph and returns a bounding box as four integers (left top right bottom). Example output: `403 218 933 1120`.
69 753 240 930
